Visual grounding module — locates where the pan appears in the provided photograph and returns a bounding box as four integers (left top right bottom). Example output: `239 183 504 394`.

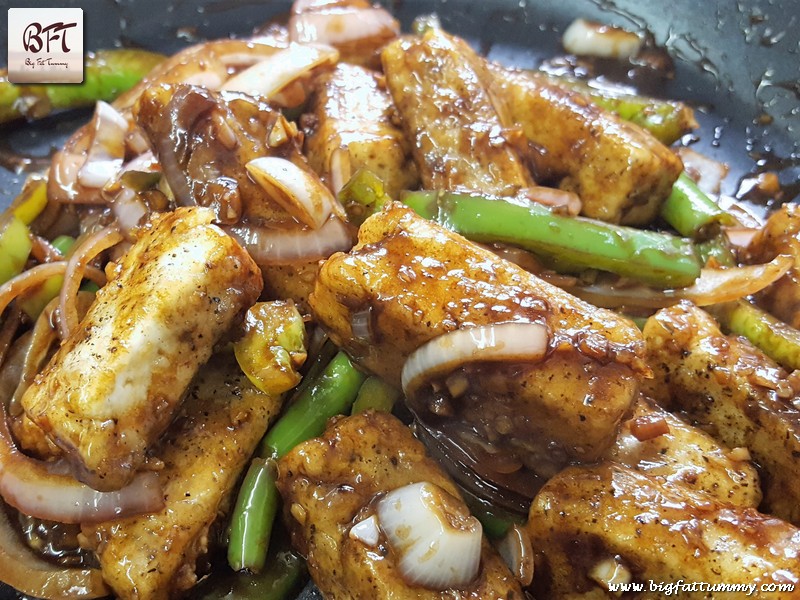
0 0 797 598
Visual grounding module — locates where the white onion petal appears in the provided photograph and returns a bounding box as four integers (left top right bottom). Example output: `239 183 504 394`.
222 43 338 104
77 102 129 189
562 18 643 59
401 322 549 398
349 514 380 547
724 226 759 249
247 157 344 229
290 7 398 47
225 217 353 265
572 254 794 309
377 482 482 590
675 147 729 195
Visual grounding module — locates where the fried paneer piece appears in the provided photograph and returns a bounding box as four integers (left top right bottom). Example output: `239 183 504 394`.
276 412 524 600
134 83 307 226
643 300 800 524
748 203 800 328
304 63 418 198
605 395 762 507
483 65 683 225
22 208 262 491
82 350 283 600
381 29 534 196
527 463 800 599
310 204 646 487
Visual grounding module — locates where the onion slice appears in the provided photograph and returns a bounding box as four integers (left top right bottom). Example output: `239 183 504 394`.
675 147 729 195
77 102 129 189
562 18 643 59
0 388 163 524
222 43 338 104
572 254 794 309
725 226 759 249
376 482 482 590
0 262 68 317
401 322 549 398
57 225 121 340
0 502 109 599
247 157 344 229
290 6 399 47
225 217 352 266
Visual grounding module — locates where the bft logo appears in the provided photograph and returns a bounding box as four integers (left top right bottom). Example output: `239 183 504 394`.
23 21 78 53
7 8 84 84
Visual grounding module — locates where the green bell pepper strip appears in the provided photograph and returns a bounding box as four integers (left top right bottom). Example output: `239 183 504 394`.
228 352 366 573
0 49 165 124
402 190 702 289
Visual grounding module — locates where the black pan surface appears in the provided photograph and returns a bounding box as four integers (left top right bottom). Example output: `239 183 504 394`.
0 0 798 598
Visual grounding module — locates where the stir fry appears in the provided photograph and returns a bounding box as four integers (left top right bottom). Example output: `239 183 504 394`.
0 1 798 599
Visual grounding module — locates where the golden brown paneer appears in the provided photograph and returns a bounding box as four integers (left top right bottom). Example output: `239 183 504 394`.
482 65 683 225
310 204 647 494
748 203 800 328
304 63 418 198
527 463 800 599
276 411 524 600
381 29 534 196
22 208 262 491
605 395 762 507
644 300 800 525
134 84 307 226
81 350 284 600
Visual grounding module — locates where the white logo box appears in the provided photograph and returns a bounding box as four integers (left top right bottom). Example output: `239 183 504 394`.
7 7 84 83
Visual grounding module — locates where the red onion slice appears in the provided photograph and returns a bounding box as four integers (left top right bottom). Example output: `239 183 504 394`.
0 400 163 524
0 262 68 317
0 503 110 599
58 225 122 340
572 254 794 309
246 157 344 229
225 217 353 266
289 7 398 47
77 102 129 190
401 322 549 398
222 43 338 104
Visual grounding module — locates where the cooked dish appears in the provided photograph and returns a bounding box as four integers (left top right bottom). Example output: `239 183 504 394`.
0 1 798 598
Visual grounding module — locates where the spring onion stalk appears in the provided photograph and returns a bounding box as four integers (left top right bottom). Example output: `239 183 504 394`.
711 300 800 371
403 190 701 288
18 276 62 320
50 235 76 256
10 177 48 226
661 173 736 239
0 49 165 123
228 352 366 573
0 217 32 287
351 376 400 414
534 73 698 145
338 169 393 226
